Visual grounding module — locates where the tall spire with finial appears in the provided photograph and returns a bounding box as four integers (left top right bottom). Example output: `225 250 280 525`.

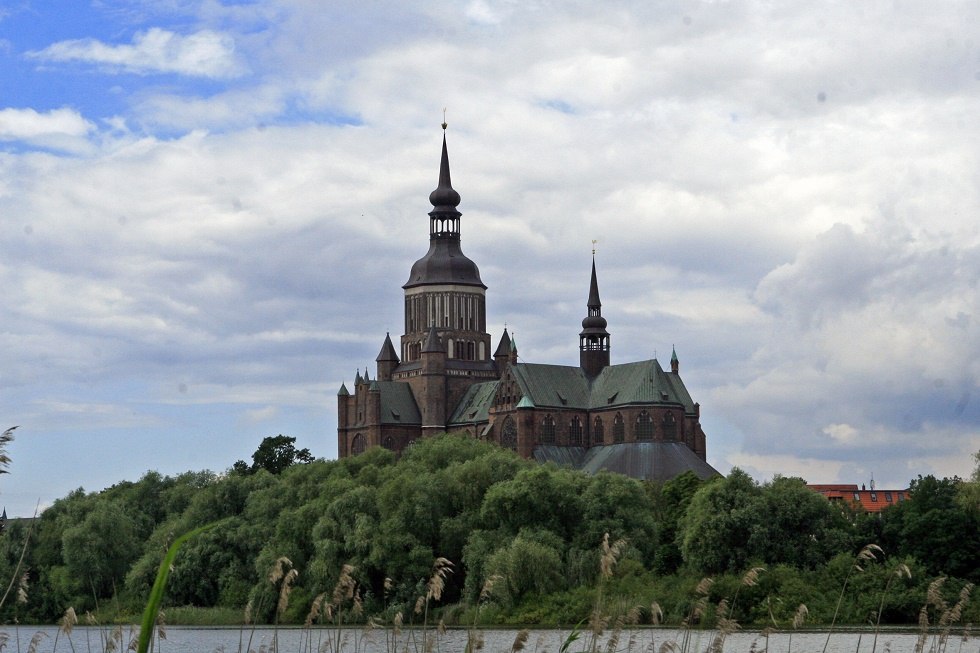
580 246 611 377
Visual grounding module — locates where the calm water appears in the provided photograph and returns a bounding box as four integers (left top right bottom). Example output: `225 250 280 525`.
0 625 974 653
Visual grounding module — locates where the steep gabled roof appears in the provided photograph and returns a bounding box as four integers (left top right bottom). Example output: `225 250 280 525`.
448 381 499 426
507 359 697 412
510 363 590 409
375 381 422 425
590 359 696 412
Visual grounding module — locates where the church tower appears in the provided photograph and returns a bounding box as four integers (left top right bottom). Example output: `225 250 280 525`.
398 125 492 367
579 256 610 377
390 125 499 428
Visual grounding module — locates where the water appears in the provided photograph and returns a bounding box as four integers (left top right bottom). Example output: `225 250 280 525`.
0 625 973 653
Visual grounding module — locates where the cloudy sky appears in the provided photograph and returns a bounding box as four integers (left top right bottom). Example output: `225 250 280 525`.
1 1 978 516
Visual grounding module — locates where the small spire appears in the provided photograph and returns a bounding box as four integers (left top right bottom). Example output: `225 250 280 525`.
429 128 461 210
588 255 602 310
494 327 511 358
376 332 399 362
422 324 444 353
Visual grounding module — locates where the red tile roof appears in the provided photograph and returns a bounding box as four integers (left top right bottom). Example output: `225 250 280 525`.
807 484 909 513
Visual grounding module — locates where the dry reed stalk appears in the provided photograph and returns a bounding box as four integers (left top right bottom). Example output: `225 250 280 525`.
277 567 299 616
156 609 168 643
54 605 77 652
787 603 808 653
305 592 326 627
708 598 740 653
269 556 292 584
331 563 357 609
822 543 882 653
600 533 628 579
427 557 454 602
650 602 663 626
728 567 765 624
27 630 47 653
511 629 530 652
872 563 912 653
936 582 973 653
679 577 713 653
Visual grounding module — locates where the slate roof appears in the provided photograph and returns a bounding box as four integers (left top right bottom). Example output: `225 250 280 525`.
510 364 590 409
375 381 422 425
510 359 697 413
449 381 499 425
536 442 720 482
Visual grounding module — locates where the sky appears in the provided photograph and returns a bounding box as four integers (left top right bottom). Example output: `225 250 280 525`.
1 1 978 517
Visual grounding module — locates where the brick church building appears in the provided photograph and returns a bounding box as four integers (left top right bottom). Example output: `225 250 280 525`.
337 128 718 482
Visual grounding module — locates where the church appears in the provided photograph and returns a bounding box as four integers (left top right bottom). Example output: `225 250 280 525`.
337 128 718 482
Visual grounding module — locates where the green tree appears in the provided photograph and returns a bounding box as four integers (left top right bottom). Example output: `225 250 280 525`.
750 476 855 569
881 475 980 582
234 435 314 475
61 500 140 602
677 468 763 573
648 471 705 573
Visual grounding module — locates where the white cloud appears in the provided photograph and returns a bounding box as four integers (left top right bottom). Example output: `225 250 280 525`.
0 107 93 140
823 423 859 445
29 28 245 79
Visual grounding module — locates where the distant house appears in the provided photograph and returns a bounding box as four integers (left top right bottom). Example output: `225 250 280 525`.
807 483 908 513
336 128 719 483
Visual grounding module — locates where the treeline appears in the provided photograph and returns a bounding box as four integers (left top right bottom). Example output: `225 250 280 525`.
1 434 977 627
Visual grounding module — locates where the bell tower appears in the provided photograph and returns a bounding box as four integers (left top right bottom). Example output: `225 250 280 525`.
399 124 492 367
579 255 611 377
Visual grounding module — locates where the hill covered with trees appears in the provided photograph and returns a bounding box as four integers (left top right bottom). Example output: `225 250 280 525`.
1 434 977 627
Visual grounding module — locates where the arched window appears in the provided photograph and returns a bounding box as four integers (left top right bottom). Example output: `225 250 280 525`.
569 417 583 446
541 415 556 444
501 417 517 451
593 416 604 444
613 414 625 443
636 411 653 441
382 436 394 450
663 412 677 441
351 433 366 456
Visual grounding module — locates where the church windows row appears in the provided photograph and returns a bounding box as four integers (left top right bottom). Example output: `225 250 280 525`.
494 410 685 449
587 411 680 444
405 292 485 336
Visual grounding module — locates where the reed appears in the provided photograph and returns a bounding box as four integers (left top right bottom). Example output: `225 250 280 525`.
822 543 882 653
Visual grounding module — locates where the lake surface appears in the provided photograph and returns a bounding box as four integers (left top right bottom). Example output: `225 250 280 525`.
0 625 973 653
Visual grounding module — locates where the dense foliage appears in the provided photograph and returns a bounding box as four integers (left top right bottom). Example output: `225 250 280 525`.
1 434 977 627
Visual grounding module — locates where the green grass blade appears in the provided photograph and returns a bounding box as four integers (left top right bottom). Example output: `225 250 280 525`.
137 523 217 653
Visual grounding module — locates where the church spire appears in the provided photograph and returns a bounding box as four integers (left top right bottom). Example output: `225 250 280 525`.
579 253 610 377
428 124 461 225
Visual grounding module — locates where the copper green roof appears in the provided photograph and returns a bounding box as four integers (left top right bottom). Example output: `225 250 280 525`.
375 381 422 425
338 383 350 396
510 363 590 408
509 359 696 413
448 381 499 425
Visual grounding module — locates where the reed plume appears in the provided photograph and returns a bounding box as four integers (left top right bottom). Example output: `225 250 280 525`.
823 543 882 653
